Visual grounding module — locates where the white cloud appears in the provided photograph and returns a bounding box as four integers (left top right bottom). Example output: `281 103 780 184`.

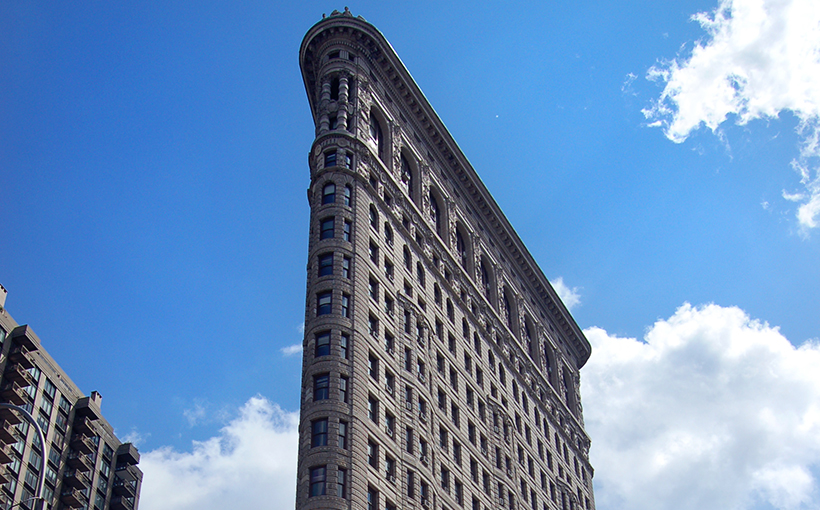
280 343 303 356
552 276 581 310
139 396 299 510
643 0 820 231
583 303 820 510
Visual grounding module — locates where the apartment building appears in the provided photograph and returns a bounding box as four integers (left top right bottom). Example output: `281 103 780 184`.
0 286 141 510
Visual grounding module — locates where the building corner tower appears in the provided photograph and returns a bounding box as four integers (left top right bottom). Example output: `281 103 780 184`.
296 9 595 510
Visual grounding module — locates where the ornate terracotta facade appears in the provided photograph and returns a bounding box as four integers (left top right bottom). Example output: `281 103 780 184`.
296 9 595 510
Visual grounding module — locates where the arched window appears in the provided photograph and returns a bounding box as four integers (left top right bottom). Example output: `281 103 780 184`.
322 182 336 204
370 111 384 159
401 154 414 201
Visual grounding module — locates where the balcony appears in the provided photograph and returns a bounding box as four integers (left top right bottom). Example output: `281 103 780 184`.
0 464 8 485
0 409 21 426
110 495 135 510
72 416 96 436
0 444 12 464
63 469 91 489
73 396 101 421
115 464 141 482
112 476 137 497
116 443 140 466
7 345 34 370
69 434 95 455
10 325 40 352
4 364 34 387
0 381 28 406
60 488 89 508
0 421 16 445
66 451 93 472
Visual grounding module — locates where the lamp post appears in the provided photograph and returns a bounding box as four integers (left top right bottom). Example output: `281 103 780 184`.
0 403 47 510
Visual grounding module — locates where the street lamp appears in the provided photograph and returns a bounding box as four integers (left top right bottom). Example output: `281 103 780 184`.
0 403 47 510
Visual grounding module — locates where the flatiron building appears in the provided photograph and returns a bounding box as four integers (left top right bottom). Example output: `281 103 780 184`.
296 9 595 510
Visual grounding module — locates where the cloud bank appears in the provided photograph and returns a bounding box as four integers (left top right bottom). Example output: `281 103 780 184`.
139 396 299 510
643 0 820 231
138 304 820 510
583 303 820 510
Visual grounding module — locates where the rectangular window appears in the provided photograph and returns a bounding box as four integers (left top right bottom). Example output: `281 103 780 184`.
317 291 332 316
406 426 414 453
310 466 327 496
341 293 350 317
369 354 379 381
370 241 379 263
343 220 352 241
312 419 328 447
340 334 349 359
368 396 379 423
337 468 347 498
369 277 379 302
314 374 330 401
340 376 349 403
318 253 333 276
43 379 57 400
342 256 351 278
320 217 335 239
338 421 348 449
368 488 378 510
315 332 330 357
368 440 379 468
325 151 337 167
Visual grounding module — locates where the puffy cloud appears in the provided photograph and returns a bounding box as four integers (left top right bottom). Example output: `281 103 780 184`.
552 276 581 310
583 303 820 510
139 396 299 510
643 0 820 231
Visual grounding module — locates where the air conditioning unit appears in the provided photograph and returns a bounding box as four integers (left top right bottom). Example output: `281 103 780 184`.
421 498 430 508
387 347 395 355
385 384 394 395
385 426 394 437
419 411 427 422
418 373 426 383
420 454 428 465
494 426 500 433
406 401 413 411
507 469 513 478
387 474 396 483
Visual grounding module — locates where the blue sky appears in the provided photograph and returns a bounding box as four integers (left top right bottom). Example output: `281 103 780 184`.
2 1 819 509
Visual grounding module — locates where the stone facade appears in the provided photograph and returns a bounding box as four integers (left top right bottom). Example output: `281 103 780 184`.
296 9 595 510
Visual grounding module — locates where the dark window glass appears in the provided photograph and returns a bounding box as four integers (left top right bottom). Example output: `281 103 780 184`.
317 292 332 316
318 253 333 276
315 332 330 357
325 152 337 167
314 374 330 401
322 183 336 204
320 218 335 239
312 419 328 447
310 466 327 496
